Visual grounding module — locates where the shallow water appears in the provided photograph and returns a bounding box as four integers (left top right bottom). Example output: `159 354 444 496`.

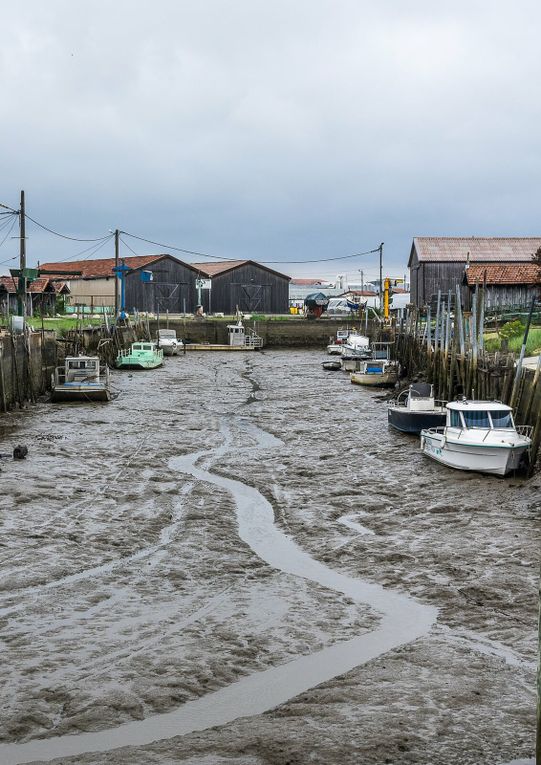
0 350 537 764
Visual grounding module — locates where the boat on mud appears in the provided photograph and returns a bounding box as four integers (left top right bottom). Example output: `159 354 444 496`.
156 329 182 356
51 356 111 402
350 342 398 387
327 329 351 355
341 332 371 359
116 341 164 370
420 400 532 476
322 360 342 371
387 383 446 434
184 321 264 351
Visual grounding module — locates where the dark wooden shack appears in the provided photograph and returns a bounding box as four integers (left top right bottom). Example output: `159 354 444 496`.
191 260 290 314
464 263 540 310
408 237 541 309
125 255 199 314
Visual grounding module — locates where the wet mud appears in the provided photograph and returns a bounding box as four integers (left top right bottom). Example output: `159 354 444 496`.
0 350 538 764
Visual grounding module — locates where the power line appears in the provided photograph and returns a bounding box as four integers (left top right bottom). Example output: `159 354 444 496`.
47 234 115 264
119 236 140 256
120 229 381 265
0 216 18 253
25 213 111 242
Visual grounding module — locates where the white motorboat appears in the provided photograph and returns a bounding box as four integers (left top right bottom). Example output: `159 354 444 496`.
387 383 446 434
420 400 532 476
327 329 353 355
341 332 371 358
51 356 111 402
157 328 182 356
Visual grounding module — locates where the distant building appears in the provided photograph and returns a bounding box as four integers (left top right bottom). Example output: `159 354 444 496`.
192 260 290 314
408 237 541 309
289 278 341 305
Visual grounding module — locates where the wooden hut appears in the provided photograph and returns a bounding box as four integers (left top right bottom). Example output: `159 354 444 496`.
408 237 541 308
191 260 290 314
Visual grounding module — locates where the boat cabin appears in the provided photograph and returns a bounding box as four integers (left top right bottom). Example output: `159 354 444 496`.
157 329 177 340
132 342 157 353
228 323 247 347
446 401 515 430
372 342 393 360
63 356 101 382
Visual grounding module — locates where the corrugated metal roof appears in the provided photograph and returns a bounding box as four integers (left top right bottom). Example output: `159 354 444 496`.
465 263 540 285
411 237 541 264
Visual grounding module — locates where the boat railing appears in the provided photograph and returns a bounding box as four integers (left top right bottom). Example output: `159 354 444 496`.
516 424 533 438
423 426 446 435
54 365 109 385
244 330 264 348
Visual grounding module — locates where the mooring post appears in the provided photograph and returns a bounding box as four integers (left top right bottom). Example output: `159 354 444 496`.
510 297 536 409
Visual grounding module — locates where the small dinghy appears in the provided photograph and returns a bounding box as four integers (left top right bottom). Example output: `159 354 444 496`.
322 360 342 371
420 400 532 476
387 383 446 434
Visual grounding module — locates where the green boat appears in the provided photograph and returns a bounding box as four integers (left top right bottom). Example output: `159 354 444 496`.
116 341 164 370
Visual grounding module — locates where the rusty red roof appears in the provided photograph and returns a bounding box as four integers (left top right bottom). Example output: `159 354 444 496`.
40 254 198 279
191 259 290 281
0 276 69 294
409 237 541 266
289 278 330 286
465 263 541 286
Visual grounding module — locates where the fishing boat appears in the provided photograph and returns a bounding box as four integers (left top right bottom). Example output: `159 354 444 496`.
327 329 351 355
420 400 532 476
116 341 164 369
350 342 398 387
51 356 111 402
157 329 182 356
184 321 263 351
387 383 446 434
341 332 371 359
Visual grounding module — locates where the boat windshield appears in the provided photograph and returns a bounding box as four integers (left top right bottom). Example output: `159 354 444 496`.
462 410 491 428
490 409 513 428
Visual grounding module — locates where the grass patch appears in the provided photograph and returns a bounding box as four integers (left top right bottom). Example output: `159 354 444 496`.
484 326 541 355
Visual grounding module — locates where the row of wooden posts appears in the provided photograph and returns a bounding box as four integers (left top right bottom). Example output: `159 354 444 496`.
394 289 541 470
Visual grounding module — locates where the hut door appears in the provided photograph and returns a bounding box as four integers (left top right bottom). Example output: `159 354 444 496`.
153 282 186 313
231 283 270 312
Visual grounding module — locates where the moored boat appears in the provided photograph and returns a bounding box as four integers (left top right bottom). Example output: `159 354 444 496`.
322 360 342 371
116 341 164 369
420 400 532 476
351 359 399 387
327 329 351 355
51 356 111 402
157 329 182 356
387 383 446 434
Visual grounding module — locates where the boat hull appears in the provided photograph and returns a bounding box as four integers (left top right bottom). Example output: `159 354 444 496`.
351 371 398 387
388 408 446 434
322 360 341 371
160 346 179 356
420 430 529 476
116 358 163 369
51 385 111 402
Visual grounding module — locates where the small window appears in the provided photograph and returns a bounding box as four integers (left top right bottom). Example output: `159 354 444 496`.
450 410 462 428
133 344 141 350
490 410 513 428
462 410 491 428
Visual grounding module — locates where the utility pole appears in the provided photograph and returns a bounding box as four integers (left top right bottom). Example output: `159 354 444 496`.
18 190 26 317
378 242 384 310
360 269 364 293
114 229 119 318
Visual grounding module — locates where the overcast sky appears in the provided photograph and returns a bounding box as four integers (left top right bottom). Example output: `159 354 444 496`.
1 0 540 280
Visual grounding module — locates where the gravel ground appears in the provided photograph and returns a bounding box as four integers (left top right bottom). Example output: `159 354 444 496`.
0 349 538 765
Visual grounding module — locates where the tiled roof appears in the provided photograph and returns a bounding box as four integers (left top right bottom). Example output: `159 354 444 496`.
465 263 541 286
191 259 291 281
0 276 69 294
191 260 248 276
290 278 330 286
410 237 541 265
40 254 167 279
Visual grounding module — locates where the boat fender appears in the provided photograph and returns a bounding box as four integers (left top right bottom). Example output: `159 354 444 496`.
13 445 28 460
